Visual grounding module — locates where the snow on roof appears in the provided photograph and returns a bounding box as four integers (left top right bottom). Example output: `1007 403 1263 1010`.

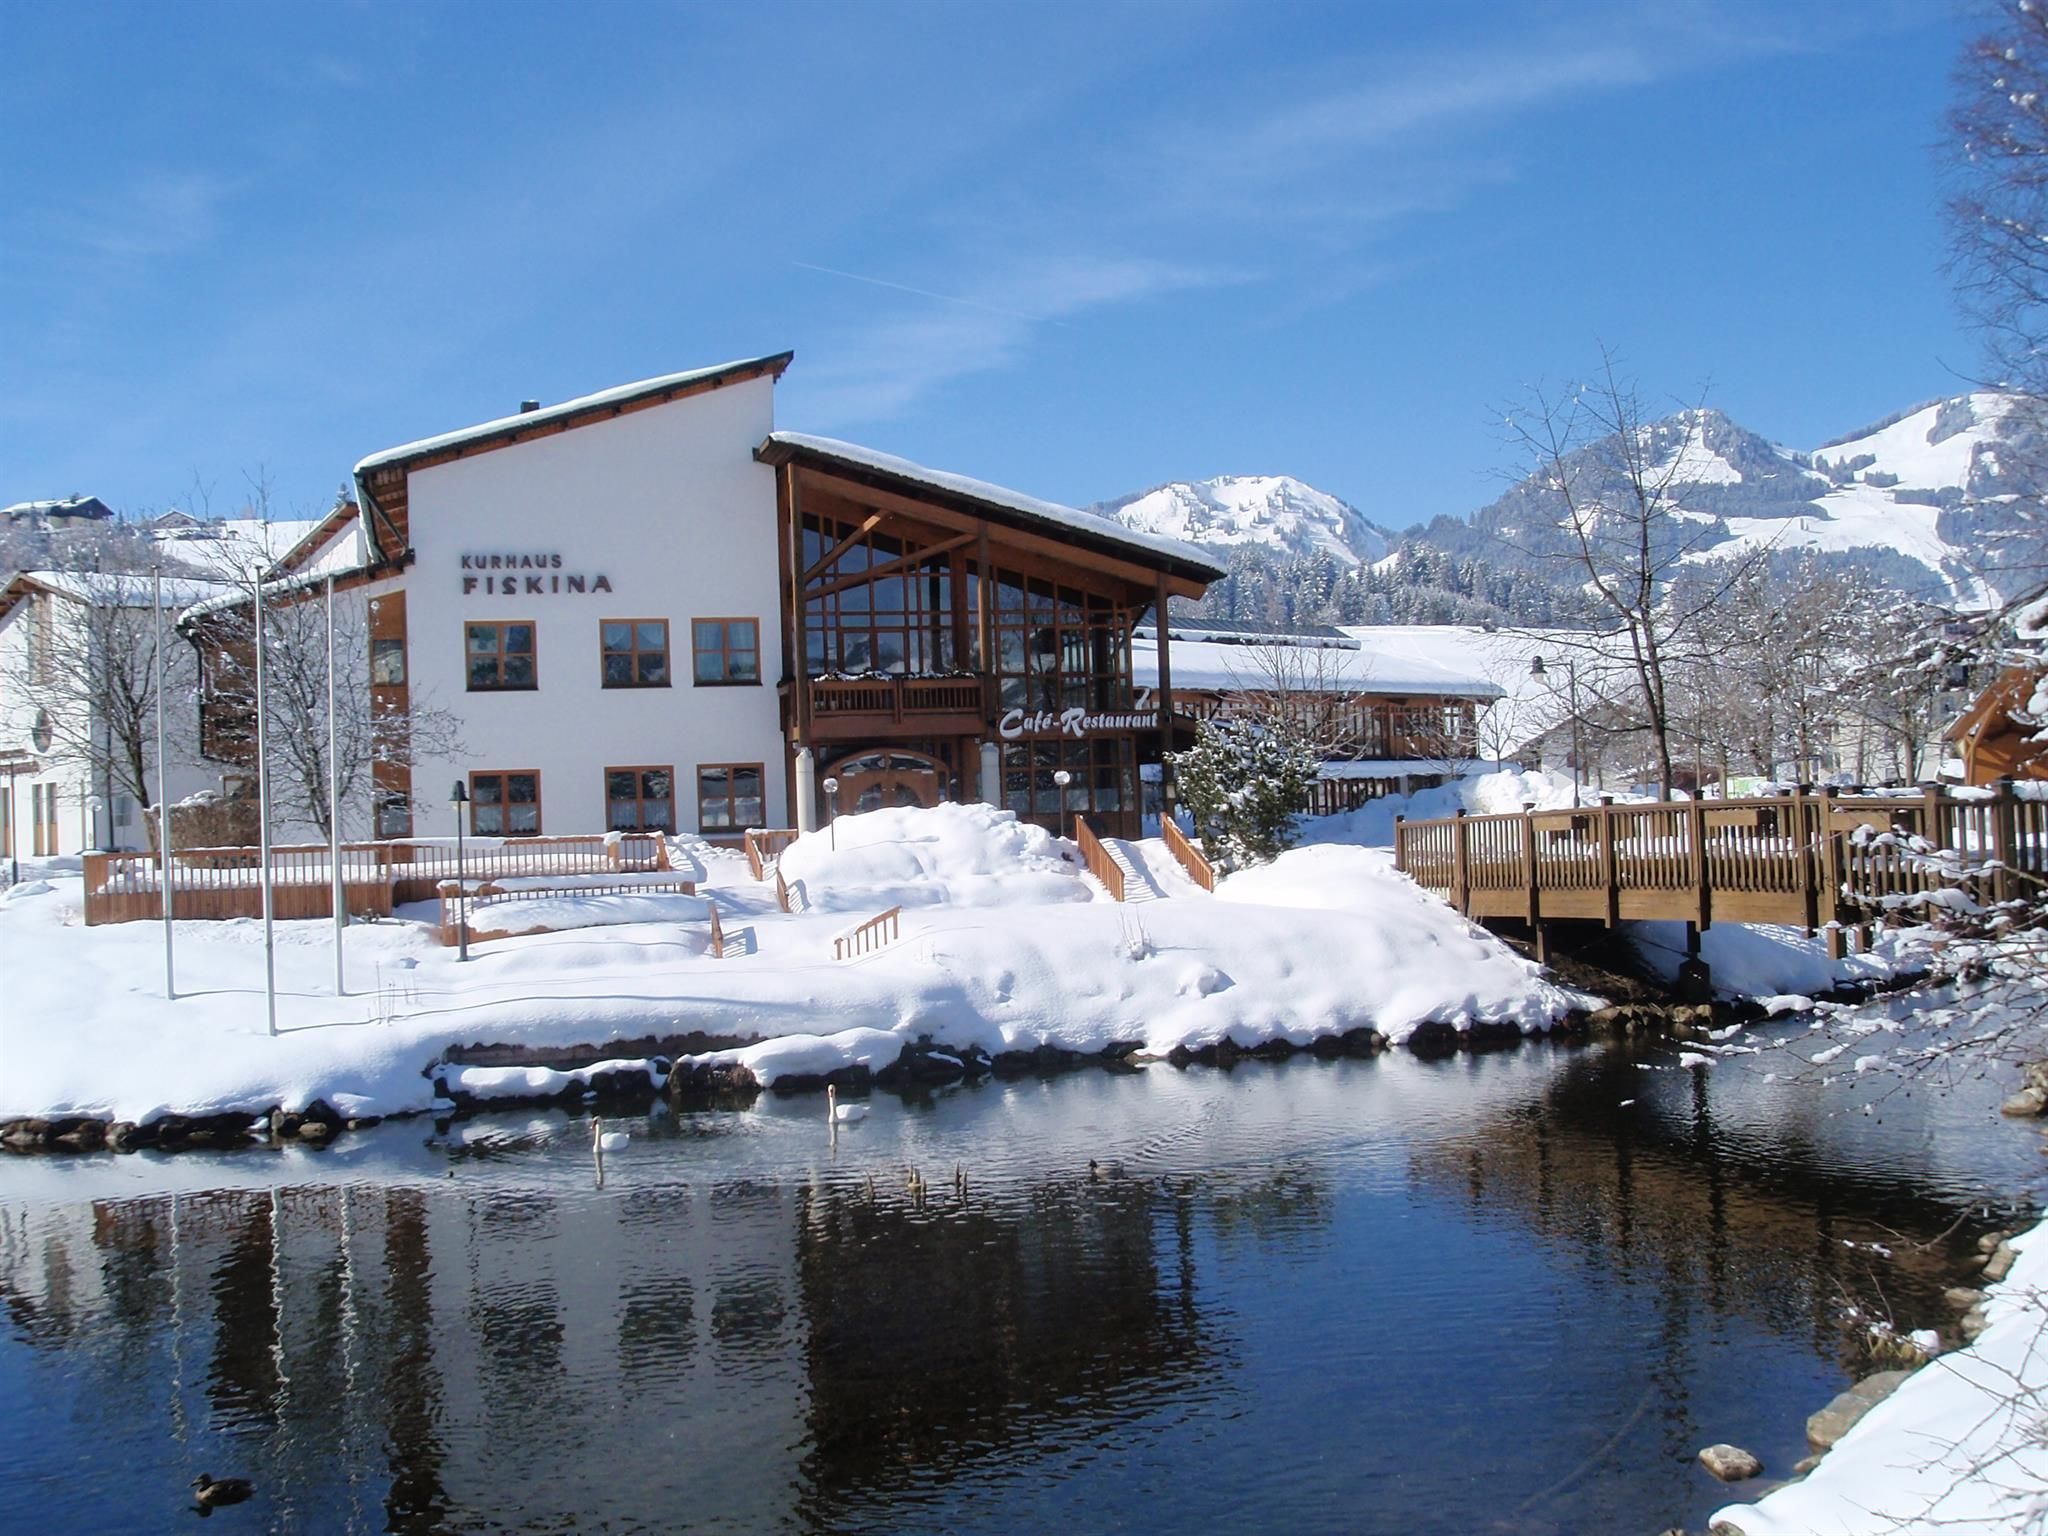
1133 629 1503 698
354 353 794 475
8 569 235 611
762 432 1226 581
2 495 112 520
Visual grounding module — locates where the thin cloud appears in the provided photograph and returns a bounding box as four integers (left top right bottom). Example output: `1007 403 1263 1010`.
794 253 1233 425
33 171 238 260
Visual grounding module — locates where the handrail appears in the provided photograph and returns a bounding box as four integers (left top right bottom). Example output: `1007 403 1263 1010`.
1394 784 2036 951
85 830 667 926
833 905 902 960
1073 813 1126 902
1160 817 1215 892
744 827 799 882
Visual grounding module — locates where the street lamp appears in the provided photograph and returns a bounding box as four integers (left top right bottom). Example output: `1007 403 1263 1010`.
448 780 470 962
1053 768 1072 830
1529 655 1584 810
821 775 840 851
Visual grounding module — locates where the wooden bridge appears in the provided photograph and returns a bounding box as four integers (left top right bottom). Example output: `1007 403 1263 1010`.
1393 784 2047 958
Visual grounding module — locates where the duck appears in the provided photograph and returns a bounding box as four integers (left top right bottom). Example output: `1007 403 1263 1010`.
191 1474 253 1512
592 1118 630 1153
826 1085 868 1124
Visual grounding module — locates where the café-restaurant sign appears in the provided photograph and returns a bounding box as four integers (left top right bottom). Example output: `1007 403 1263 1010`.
997 698 1154 740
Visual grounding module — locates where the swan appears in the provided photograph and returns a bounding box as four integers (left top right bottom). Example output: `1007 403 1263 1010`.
191 1474 253 1511
826 1085 868 1124
592 1118 630 1153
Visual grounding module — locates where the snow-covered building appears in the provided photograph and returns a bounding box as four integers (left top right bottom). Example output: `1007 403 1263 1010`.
1131 618 1506 805
1 495 114 530
0 569 237 859
194 353 1223 843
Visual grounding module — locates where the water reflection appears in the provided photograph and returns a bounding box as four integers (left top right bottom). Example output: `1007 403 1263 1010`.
0 1033 2040 1535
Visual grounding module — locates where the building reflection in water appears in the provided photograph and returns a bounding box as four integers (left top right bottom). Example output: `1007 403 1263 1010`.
0 1043 2030 1535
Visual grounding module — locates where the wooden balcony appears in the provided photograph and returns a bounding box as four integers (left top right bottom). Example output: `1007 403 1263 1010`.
805 674 989 739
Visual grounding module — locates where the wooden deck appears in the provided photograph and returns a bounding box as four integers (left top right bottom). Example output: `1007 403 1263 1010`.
1393 785 2046 953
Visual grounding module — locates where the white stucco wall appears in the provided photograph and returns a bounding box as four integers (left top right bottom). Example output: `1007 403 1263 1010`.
395 375 787 838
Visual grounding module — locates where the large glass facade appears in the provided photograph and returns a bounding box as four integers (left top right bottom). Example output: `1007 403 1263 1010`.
801 517 957 676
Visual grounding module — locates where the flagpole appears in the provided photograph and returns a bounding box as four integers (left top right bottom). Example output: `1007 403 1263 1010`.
154 567 175 999
327 574 344 995
254 569 277 1037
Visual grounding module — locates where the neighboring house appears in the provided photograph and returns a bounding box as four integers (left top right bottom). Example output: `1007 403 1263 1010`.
1 496 115 530
1946 665 2048 785
0 569 236 860
1131 618 1506 806
184 353 1223 843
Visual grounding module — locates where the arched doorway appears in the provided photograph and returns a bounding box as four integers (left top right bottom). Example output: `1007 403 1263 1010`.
825 750 948 815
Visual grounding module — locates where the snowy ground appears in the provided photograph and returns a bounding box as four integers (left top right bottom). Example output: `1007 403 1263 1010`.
1713 1221 2048 1535
0 802 1589 1125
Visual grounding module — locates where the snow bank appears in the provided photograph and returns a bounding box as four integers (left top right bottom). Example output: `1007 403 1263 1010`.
775 802 1091 911
1626 921 1941 1001
0 803 1589 1123
1712 1220 2048 1535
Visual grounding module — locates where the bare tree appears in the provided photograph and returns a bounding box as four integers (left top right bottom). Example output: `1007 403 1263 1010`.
0 570 202 812
1220 640 1366 761
194 574 463 839
1503 353 1777 797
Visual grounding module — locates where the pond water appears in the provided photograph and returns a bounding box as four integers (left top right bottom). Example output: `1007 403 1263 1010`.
2 1027 2042 1535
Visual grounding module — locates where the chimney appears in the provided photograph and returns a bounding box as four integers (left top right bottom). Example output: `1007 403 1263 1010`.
519 399 541 414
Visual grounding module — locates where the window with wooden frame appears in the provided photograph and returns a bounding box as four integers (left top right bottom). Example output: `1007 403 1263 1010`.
601 620 670 688
605 766 675 833
695 763 765 831
469 771 541 836
691 618 759 685
466 622 537 691
799 515 958 677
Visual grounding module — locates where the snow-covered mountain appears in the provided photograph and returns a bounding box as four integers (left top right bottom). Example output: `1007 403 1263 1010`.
1089 475 1394 566
1420 392 2048 611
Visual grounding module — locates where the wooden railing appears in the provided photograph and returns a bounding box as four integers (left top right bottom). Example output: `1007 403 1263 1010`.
1306 776 1409 818
834 906 901 960
84 832 671 926
1393 783 2048 950
744 827 799 881
809 675 985 723
707 897 725 958
434 871 697 945
1073 812 1126 902
1160 817 1215 892
775 864 793 913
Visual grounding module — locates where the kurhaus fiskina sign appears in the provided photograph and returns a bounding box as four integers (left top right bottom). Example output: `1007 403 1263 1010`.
460 552 613 596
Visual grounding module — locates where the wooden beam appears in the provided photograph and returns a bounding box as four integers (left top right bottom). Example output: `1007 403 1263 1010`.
804 533 975 602
800 510 888 584
795 466 1210 600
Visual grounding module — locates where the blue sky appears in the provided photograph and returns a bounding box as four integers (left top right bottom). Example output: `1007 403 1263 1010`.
1 0 1978 531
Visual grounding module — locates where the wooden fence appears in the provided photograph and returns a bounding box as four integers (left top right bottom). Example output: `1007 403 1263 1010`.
1160 817 1215 892
1305 776 1416 818
1073 812 1125 902
834 906 902 960
83 832 671 926
707 897 725 958
434 871 697 946
1393 784 2048 951
745 827 800 882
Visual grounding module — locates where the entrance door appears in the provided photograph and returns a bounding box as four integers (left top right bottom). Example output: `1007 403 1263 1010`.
827 751 945 815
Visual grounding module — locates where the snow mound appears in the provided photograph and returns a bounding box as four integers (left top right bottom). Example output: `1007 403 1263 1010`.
775 802 1091 912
